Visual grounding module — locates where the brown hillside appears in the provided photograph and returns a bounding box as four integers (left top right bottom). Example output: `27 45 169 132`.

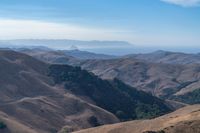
75 105 200 133
0 50 119 133
80 58 200 99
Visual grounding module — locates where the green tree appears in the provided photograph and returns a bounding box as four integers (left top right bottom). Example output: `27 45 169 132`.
0 121 7 129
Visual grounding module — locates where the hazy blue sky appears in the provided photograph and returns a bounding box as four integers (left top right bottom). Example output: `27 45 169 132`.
0 0 200 47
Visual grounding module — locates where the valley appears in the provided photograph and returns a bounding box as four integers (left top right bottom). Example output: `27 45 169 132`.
0 50 172 133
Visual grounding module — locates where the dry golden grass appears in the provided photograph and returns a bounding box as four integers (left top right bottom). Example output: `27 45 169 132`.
75 105 200 133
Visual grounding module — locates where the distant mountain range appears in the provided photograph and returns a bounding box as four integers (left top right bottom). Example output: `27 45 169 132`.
0 39 133 50
60 50 117 60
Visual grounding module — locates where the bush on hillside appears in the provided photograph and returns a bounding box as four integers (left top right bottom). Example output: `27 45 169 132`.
0 121 7 129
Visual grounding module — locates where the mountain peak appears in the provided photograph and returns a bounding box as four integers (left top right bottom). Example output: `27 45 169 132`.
69 45 79 51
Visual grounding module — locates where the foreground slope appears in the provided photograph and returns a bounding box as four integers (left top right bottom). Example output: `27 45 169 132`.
75 105 200 133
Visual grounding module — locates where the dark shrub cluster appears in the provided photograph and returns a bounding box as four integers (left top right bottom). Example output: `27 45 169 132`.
48 65 171 121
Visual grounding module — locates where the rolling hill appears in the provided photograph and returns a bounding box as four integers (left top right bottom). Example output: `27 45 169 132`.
0 50 118 133
79 57 200 104
19 48 78 65
75 105 200 133
124 50 200 65
19 48 115 65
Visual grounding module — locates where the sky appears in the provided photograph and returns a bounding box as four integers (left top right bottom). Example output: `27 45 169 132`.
0 0 200 48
